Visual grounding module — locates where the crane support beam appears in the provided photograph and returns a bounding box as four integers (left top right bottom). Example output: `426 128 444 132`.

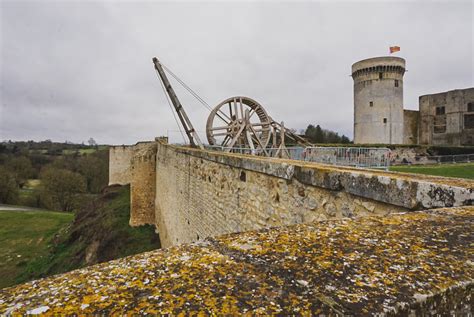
152 57 203 149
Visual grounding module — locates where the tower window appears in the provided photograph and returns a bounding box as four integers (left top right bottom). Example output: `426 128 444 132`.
468 102 474 112
379 72 383 79
394 80 399 87
435 106 445 115
369 101 373 107
383 118 387 123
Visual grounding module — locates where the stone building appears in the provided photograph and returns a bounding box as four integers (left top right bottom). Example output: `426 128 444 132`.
419 88 474 146
352 56 474 146
352 56 405 144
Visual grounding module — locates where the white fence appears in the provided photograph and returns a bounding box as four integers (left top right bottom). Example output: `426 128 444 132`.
206 145 391 170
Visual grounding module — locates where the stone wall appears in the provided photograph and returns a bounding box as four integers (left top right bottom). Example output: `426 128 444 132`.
109 142 157 227
419 87 474 146
152 142 473 247
403 109 419 145
389 146 437 165
130 143 157 227
109 145 134 185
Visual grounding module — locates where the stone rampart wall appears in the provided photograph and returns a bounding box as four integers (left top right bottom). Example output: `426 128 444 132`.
130 143 157 227
109 142 157 227
152 142 473 247
403 109 419 145
109 145 134 185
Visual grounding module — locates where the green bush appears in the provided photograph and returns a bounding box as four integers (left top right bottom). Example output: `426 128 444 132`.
0 167 19 204
40 168 87 212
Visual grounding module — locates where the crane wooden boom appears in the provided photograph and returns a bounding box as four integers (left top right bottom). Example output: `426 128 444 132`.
152 57 203 149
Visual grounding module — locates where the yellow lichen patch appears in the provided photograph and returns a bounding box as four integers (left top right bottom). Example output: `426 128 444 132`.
0 207 473 315
213 207 474 313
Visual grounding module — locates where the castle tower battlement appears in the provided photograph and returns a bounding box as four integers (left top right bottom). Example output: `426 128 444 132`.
352 56 406 144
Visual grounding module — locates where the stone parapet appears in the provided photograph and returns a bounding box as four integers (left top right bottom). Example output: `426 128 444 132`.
170 143 473 209
1 207 472 315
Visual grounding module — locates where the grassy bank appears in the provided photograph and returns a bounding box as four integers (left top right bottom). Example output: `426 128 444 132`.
0 210 73 289
390 162 474 179
15 185 160 287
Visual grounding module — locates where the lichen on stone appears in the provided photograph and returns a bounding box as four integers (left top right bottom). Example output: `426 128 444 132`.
0 207 472 315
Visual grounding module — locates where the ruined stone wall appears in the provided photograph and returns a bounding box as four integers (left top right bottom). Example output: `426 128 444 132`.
403 109 419 145
389 146 437 165
152 142 473 247
419 87 474 146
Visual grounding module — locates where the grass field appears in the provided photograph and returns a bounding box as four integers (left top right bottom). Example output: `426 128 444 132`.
18 179 42 207
62 145 108 155
62 148 97 155
390 162 474 179
0 210 73 289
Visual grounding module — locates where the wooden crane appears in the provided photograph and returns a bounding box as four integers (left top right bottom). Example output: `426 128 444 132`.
153 57 310 155
152 57 203 149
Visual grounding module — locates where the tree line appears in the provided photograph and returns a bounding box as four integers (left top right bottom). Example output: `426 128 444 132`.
304 124 351 144
0 141 108 212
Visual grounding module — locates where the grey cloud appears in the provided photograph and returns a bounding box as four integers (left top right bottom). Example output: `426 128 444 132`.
1 0 472 144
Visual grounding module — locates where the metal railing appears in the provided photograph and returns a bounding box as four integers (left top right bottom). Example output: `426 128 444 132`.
205 145 306 160
431 154 474 164
304 147 391 169
196 144 474 168
206 145 391 170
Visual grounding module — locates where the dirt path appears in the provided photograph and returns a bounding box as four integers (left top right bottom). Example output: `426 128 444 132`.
0 205 50 212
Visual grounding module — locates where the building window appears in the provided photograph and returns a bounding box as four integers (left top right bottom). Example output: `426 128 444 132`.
433 115 447 134
465 114 474 129
369 101 373 107
394 80 399 87
379 72 383 79
468 102 474 112
435 106 445 115
383 118 387 123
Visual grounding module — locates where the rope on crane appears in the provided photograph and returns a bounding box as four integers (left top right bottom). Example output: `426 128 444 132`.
161 64 213 112
155 68 187 144
160 62 230 124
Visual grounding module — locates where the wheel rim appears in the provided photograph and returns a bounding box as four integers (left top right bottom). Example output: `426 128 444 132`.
206 96 271 148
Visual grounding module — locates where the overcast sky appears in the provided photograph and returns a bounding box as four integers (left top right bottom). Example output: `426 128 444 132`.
1 0 473 145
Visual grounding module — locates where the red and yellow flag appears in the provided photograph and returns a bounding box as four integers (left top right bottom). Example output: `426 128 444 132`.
389 46 400 54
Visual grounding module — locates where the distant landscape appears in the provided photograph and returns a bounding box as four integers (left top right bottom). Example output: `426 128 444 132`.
0 141 160 289
0 139 108 210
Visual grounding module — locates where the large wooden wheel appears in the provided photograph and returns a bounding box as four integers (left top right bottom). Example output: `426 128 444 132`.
206 96 271 149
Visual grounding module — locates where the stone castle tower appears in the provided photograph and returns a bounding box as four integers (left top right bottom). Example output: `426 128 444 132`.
352 56 406 144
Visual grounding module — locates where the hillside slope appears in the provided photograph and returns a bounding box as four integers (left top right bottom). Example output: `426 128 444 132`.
17 185 160 285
